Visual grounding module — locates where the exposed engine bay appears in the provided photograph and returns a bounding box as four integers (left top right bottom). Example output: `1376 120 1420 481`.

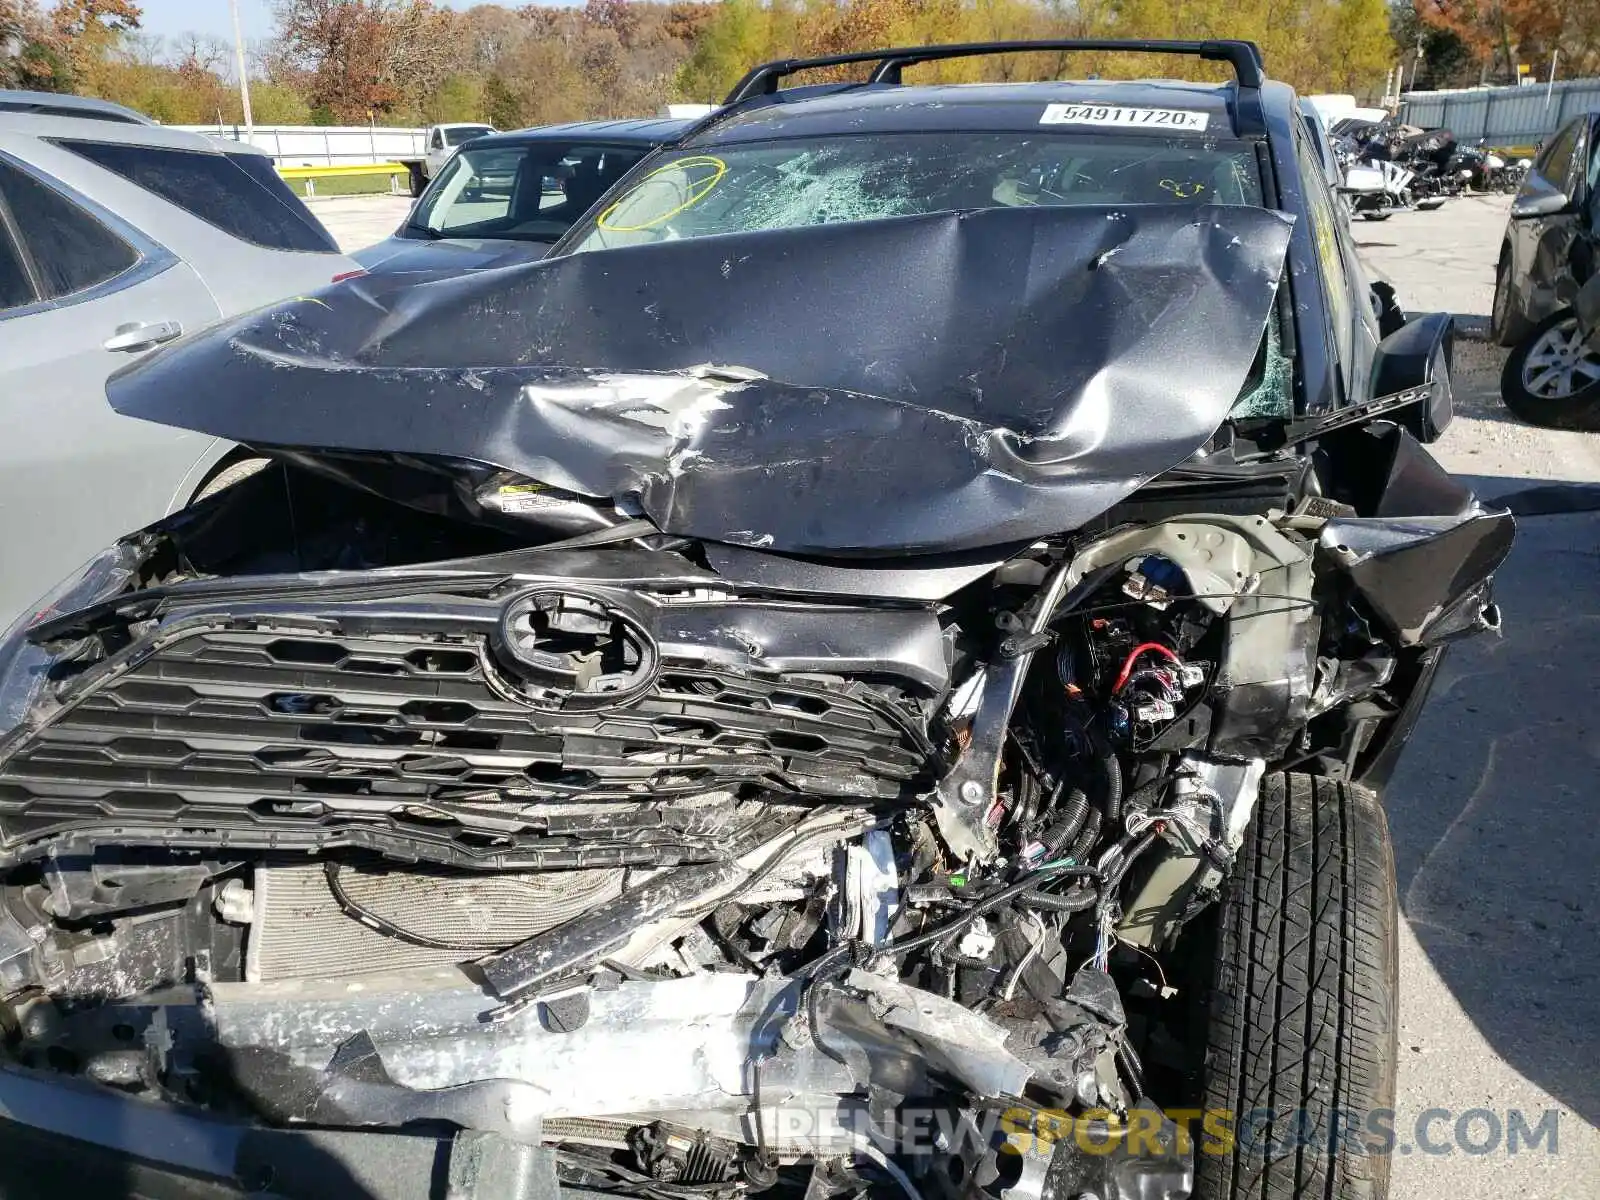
0 421 1510 1200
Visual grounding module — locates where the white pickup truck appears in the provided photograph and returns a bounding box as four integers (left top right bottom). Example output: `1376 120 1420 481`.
416 122 497 191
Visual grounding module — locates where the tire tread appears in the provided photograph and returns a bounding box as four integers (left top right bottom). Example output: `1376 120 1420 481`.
1194 773 1397 1200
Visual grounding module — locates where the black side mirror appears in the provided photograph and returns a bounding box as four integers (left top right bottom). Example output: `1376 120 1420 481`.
1370 312 1455 443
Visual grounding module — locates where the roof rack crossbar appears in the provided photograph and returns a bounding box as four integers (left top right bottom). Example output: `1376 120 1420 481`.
724 39 1265 104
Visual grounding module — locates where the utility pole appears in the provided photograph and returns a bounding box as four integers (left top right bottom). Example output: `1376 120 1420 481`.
1494 2 1516 86
229 0 254 137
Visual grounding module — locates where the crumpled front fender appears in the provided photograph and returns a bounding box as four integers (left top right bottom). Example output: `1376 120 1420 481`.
1318 510 1511 646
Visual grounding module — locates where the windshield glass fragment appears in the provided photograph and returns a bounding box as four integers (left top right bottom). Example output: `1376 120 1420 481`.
567 131 1263 251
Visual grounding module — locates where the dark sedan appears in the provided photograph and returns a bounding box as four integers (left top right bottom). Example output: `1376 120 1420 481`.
1491 109 1600 427
354 117 691 275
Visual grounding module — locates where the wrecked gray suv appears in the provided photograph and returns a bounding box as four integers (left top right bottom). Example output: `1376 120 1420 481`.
0 41 1510 1200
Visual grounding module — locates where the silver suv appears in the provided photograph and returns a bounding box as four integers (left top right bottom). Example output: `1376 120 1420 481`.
0 91 359 628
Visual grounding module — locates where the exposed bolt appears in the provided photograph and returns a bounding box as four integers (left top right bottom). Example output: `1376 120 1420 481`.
958 780 985 805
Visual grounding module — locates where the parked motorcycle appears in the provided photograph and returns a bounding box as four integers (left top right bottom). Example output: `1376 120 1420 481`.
1499 155 1532 193
1449 140 1525 193
1374 123 1458 200
1447 142 1493 192
1336 150 1447 219
1332 120 1450 218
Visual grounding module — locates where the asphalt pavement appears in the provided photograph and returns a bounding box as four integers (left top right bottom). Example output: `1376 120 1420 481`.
1355 194 1600 1198
311 190 1600 1197
309 193 411 254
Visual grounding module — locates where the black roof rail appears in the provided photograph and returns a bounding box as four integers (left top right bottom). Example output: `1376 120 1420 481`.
723 39 1265 104
0 90 154 125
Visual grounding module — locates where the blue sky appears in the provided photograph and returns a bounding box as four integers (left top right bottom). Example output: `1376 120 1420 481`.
140 0 297 41
138 0 528 42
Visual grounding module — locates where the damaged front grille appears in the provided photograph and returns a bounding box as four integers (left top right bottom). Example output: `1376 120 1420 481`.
0 602 934 869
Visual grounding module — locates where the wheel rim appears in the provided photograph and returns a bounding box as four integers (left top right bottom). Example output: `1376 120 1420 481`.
1522 317 1600 399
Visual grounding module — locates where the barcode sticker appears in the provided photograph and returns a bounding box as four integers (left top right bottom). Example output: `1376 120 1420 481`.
1040 104 1210 132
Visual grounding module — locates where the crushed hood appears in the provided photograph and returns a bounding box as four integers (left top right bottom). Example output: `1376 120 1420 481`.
352 234 554 276
108 204 1292 555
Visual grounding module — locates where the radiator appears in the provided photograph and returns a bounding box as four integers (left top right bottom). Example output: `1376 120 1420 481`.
246 862 625 981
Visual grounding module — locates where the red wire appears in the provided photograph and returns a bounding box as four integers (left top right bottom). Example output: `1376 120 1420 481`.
1111 642 1180 693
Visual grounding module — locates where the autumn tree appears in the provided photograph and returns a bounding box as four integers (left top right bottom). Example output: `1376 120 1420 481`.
1418 0 1600 82
275 0 459 121
676 0 801 100
1 0 68 89
50 0 141 82
171 31 230 75
677 0 1398 102
12 0 1406 132
1391 0 1478 90
249 80 314 122
1415 0 1512 80
3 0 138 91
473 1 712 126
457 3 526 73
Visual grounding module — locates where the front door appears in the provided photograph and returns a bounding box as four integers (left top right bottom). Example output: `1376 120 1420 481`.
0 154 220 630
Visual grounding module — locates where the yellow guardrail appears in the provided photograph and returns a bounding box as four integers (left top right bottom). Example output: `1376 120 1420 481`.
276 161 413 197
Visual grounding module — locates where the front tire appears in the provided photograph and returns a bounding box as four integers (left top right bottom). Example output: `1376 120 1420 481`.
1491 249 1536 347
1500 311 1600 429
1194 773 1398 1200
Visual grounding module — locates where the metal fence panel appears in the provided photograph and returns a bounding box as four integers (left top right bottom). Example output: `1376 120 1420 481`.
1400 78 1600 147
171 124 427 167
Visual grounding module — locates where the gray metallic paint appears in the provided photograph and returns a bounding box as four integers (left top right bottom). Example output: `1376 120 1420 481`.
0 112 357 631
107 203 1293 555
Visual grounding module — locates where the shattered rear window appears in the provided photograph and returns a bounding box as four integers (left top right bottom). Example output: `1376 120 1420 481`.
563 131 1262 252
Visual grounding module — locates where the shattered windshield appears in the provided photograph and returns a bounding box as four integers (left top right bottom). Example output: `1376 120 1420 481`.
564 131 1263 251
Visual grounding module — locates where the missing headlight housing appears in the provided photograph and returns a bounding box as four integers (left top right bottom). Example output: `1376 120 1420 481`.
0 543 140 737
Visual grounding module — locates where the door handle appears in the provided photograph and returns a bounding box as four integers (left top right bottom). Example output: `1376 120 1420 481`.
103 320 183 353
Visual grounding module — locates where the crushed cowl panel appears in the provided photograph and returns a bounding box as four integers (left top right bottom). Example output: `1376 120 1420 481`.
108 204 1293 555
